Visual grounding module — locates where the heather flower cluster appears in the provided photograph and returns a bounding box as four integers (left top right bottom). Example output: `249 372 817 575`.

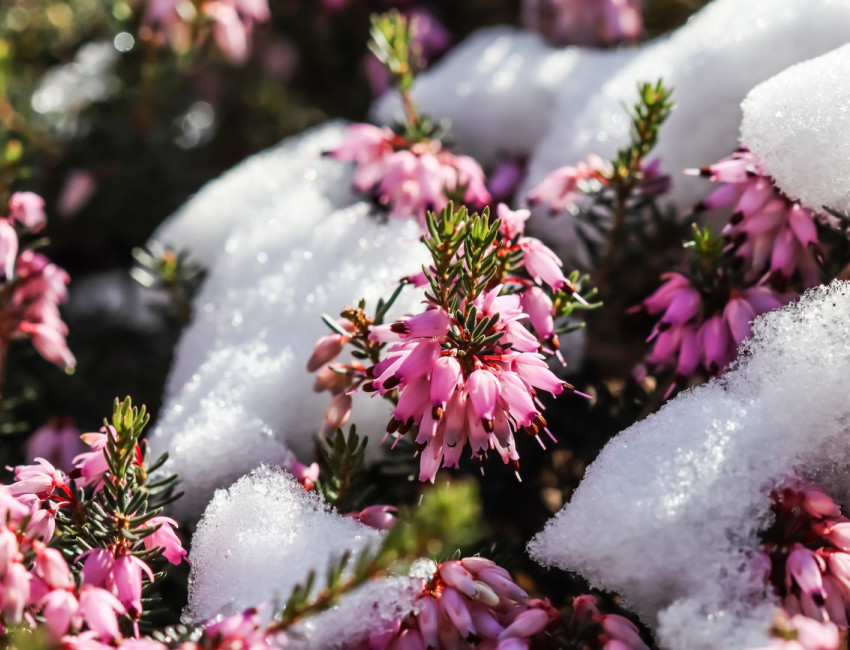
309 203 591 482
0 192 74 371
1 399 188 644
330 124 490 226
521 0 644 47
368 557 560 650
635 149 825 384
760 482 850 635
141 0 271 62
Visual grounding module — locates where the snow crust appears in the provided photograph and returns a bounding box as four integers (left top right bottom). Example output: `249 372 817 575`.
148 123 429 519
185 466 424 647
529 282 850 650
374 0 850 263
741 44 850 216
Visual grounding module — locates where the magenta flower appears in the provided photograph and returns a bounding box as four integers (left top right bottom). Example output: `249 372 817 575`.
0 219 18 283
25 418 85 473
348 505 398 531
143 517 188 566
521 0 643 47
687 149 822 288
637 272 792 378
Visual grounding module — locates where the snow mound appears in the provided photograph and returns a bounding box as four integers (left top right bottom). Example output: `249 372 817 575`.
185 466 423 648
741 44 850 216
372 27 629 167
529 282 850 650
374 0 850 264
148 123 430 519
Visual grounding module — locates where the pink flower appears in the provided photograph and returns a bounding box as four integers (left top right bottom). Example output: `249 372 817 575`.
34 544 74 590
329 126 491 226
40 589 78 641
144 516 188 565
77 586 124 641
17 321 75 369
110 554 155 618
10 457 67 502
370 286 573 481
306 332 349 372
518 237 566 291
205 1 250 63
8 192 46 232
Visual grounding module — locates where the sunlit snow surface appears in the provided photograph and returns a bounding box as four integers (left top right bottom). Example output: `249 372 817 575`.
530 282 850 650
185 466 425 649
374 0 850 265
149 123 429 519
742 44 850 216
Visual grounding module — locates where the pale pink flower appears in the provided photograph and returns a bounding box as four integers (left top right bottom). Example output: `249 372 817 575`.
8 192 46 232
0 219 18 282
57 170 97 218
488 159 526 204
497 203 530 241
306 332 349 372
329 126 491 226
40 589 78 641
322 392 353 437
527 157 604 213
77 586 124 641
369 286 574 481
206 1 250 63
518 237 567 291
144 517 188 565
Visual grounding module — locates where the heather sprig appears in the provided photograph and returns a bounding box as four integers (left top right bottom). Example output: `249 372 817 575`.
131 241 206 326
315 426 369 512
311 202 591 482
